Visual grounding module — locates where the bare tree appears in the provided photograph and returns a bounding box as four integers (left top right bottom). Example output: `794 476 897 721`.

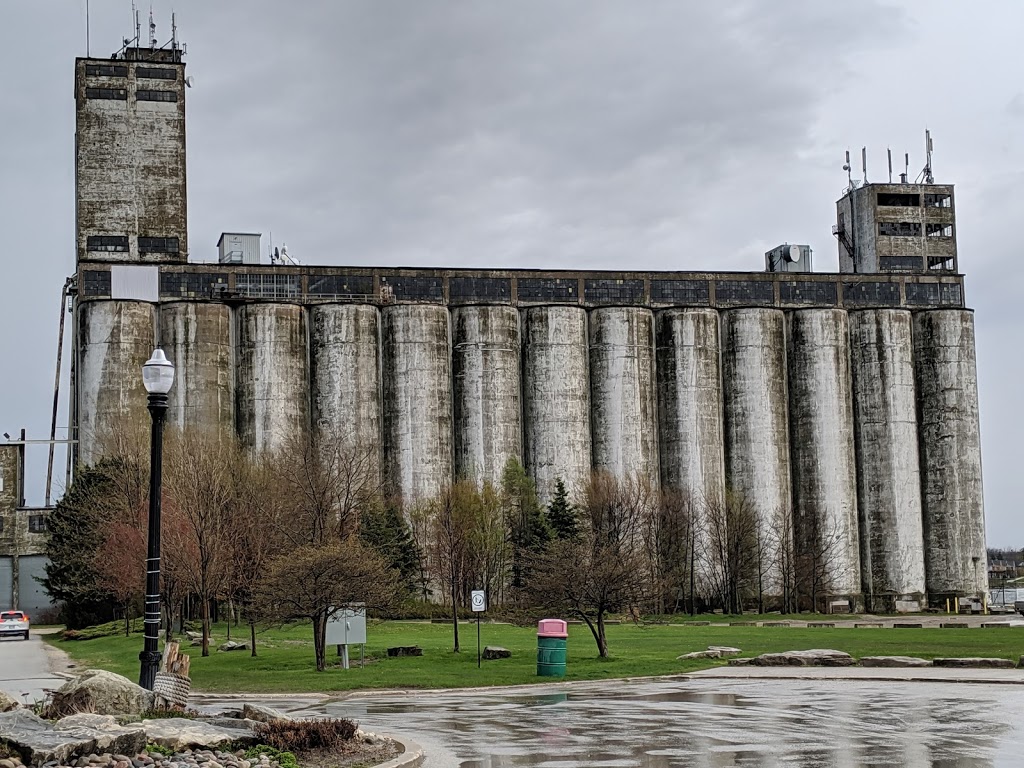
428 481 481 652
256 538 398 671
649 487 699 615
163 431 237 656
701 489 759 614
795 514 850 613
525 472 649 657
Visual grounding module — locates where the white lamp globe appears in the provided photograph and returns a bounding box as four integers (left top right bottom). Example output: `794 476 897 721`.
142 348 175 395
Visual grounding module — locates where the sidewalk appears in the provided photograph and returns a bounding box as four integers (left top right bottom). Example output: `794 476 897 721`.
689 664 1024 684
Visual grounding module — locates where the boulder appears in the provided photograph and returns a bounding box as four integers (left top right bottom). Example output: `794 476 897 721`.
750 649 855 667
707 646 742 657
0 691 19 713
387 646 423 657
53 714 147 755
860 656 932 668
0 711 145 767
727 657 755 666
932 657 1016 669
677 650 720 660
142 718 257 751
483 646 511 660
49 670 154 718
218 640 250 652
241 703 290 723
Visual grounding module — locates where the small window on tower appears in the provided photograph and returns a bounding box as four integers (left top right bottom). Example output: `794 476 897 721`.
85 87 128 100
877 192 921 207
28 515 47 534
878 222 922 237
85 63 128 78
926 223 953 238
924 193 952 208
136 66 177 81
86 235 129 252
138 237 180 254
136 89 178 103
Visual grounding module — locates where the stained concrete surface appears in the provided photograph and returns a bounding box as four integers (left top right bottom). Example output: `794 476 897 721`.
313 678 1024 767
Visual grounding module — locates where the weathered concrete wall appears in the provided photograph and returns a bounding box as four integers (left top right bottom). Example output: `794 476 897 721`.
235 304 309 456
77 300 155 466
655 308 725 506
309 304 382 482
914 309 988 599
787 309 862 603
452 305 522 488
381 305 453 506
721 308 791 596
589 307 659 485
159 302 234 441
522 306 592 505
849 309 926 608
75 59 187 264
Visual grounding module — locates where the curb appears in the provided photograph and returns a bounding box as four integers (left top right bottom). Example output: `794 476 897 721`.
374 734 425 768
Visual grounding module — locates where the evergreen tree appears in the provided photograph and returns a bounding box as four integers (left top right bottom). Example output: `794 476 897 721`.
42 462 120 628
547 478 579 541
501 458 550 590
358 502 421 596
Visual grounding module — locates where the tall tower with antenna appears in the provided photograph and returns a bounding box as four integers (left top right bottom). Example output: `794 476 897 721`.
74 9 188 266
833 131 956 276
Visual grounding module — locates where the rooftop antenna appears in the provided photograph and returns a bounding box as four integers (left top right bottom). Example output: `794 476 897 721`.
171 12 177 50
842 150 853 189
86 0 91 57
135 3 141 47
902 152 909 184
924 129 934 184
861 147 868 184
149 8 157 49
887 148 893 183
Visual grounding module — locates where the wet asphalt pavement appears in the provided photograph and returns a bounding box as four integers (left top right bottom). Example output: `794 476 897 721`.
312 678 1024 768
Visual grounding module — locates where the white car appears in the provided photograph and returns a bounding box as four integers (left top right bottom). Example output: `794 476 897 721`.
0 611 29 640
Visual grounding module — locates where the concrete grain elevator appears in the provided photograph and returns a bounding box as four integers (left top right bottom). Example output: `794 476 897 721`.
69 36 987 613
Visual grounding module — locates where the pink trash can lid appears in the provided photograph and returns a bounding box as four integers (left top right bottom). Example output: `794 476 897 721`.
537 618 568 637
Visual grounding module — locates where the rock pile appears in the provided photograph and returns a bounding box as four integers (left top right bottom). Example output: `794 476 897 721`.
0 747 289 768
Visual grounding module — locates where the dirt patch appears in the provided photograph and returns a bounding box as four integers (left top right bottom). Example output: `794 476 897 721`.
297 738 402 768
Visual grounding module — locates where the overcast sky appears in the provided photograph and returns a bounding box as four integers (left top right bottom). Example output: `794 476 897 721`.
1 2 1021 544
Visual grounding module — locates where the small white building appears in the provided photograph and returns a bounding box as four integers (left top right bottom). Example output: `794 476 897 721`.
217 232 261 264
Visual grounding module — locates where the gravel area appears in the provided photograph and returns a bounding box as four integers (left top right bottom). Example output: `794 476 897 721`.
0 744 401 768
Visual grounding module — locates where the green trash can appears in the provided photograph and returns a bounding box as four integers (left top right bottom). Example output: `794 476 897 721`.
537 619 568 677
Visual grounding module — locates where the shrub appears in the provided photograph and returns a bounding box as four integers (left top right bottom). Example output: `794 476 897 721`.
61 619 144 641
146 744 174 757
245 746 298 768
253 718 357 753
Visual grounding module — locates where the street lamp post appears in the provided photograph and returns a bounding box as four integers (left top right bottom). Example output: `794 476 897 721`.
139 348 174 691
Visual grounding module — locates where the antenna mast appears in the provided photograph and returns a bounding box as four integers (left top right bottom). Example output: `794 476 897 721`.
149 8 157 49
887 148 893 183
924 129 934 184
86 0 91 57
861 147 868 184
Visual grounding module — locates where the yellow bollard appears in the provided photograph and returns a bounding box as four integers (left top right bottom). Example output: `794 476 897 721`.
946 598 951 615
983 594 989 615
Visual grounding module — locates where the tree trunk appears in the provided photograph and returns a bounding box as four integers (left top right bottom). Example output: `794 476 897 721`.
250 618 258 658
451 587 461 653
201 598 211 657
123 601 130 637
313 612 327 671
596 612 608 658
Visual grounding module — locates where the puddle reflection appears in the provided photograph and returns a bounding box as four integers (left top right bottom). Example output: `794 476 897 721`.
327 679 1022 768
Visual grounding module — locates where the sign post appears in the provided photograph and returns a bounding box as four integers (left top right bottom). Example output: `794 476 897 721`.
471 590 487 668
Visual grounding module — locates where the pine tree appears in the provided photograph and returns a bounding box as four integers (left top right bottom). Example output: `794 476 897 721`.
42 461 121 628
358 502 421 596
547 478 579 541
501 458 551 590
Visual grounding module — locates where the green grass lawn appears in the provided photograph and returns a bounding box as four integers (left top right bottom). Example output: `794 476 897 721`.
44 619 1024 694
